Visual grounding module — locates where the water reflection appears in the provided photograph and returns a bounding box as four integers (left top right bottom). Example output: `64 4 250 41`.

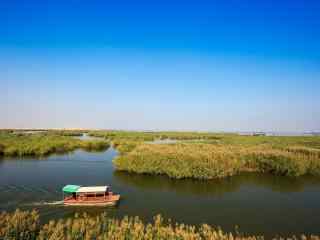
114 171 320 196
0 147 110 163
74 133 103 141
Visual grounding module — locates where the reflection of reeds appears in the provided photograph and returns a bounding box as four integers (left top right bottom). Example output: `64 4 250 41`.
114 171 320 196
114 143 320 179
1 209 319 240
0 131 109 157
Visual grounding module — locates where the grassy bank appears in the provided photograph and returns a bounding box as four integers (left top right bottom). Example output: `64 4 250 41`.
0 131 109 157
1 209 318 240
113 134 320 179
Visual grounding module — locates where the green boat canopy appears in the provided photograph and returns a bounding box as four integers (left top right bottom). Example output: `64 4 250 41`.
62 185 81 193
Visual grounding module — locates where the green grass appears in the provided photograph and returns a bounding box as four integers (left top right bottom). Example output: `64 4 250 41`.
1 209 318 240
0 131 109 157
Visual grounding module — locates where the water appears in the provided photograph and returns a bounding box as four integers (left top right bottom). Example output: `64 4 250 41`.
1 148 320 238
73 133 103 141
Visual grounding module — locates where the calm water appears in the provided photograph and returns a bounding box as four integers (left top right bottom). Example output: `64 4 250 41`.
1 147 320 238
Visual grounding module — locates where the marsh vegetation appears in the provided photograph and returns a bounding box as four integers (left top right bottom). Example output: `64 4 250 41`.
0 130 109 157
88 130 222 142
114 143 320 179
106 131 320 179
1 209 319 240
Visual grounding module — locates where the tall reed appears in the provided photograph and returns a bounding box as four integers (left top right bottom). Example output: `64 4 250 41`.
114 143 320 179
0 209 39 240
1 209 319 240
0 132 110 157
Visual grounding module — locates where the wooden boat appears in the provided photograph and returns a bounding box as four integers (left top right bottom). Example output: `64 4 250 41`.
62 185 120 206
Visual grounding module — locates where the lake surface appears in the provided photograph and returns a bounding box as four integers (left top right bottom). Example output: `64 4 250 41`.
1 147 320 238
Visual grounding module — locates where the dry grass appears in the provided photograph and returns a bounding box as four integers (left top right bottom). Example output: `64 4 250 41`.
1 209 319 240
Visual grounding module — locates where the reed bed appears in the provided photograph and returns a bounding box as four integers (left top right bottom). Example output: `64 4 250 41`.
1 209 319 240
45 130 85 137
109 131 320 179
89 130 320 149
0 209 39 240
0 132 109 157
114 143 320 179
88 130 223 142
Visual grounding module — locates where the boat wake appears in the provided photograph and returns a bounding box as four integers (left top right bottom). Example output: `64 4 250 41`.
26 200 64 206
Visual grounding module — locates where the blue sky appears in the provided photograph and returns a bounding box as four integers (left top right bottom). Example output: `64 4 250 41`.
1 0 319 131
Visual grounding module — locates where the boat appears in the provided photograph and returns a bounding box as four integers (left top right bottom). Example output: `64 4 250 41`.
62 185 120 206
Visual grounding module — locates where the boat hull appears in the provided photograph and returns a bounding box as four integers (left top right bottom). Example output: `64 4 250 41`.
63 194 120 207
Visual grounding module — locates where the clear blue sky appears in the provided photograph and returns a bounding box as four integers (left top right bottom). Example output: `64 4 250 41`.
1 0 319 131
